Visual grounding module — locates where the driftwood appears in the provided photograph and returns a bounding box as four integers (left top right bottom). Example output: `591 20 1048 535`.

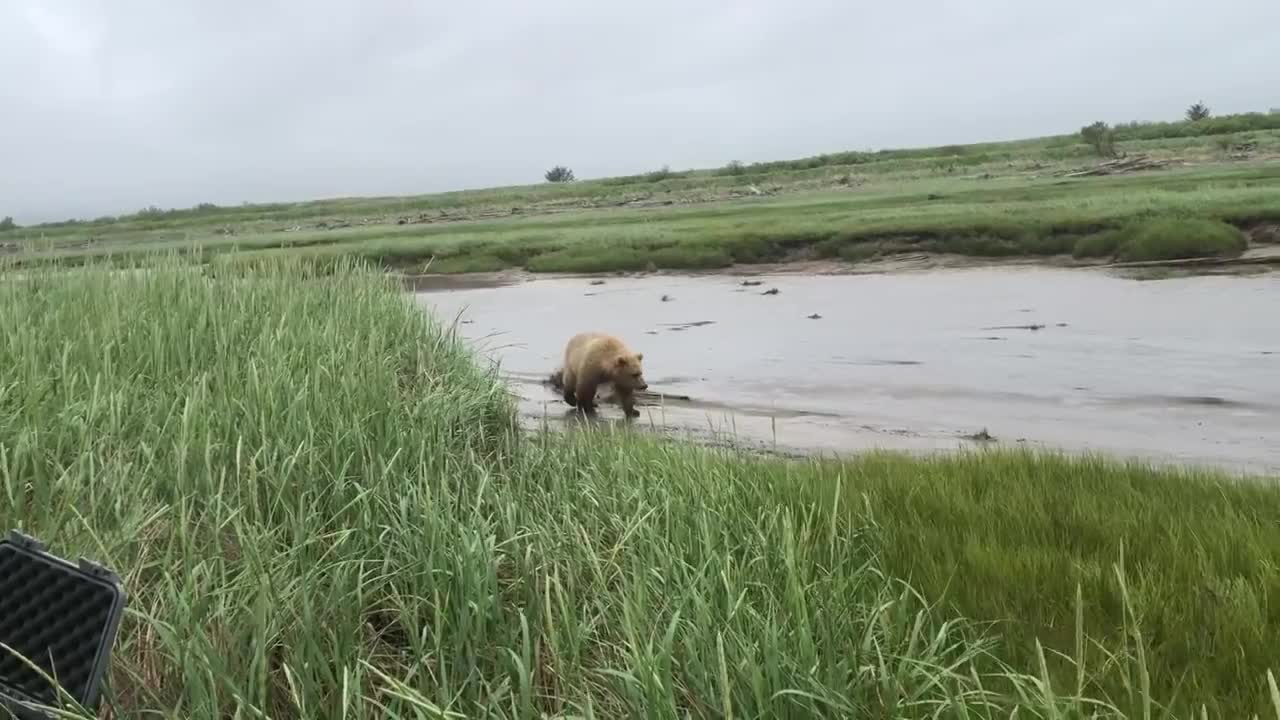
1056 154 1173 178
1103 253 1280 269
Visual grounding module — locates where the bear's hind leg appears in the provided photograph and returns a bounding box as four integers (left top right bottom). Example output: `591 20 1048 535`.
561 368 578 406
575 376 599 414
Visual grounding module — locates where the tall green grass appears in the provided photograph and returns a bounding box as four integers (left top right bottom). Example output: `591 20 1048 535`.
1 260 1277 718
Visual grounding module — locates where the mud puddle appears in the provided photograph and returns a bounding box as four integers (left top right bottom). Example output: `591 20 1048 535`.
414 267 1280 475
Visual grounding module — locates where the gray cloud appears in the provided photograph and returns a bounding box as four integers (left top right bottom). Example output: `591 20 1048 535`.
3 0 1276 223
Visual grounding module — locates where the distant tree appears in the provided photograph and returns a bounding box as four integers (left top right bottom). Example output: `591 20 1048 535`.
1080 121 1117 157
1186 101 1212 122
723 160 746 176
544 165 575 183
645 165 673 182
0 216 16 231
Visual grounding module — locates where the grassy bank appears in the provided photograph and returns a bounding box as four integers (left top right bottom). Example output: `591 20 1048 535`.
5 126 1280 276
1 260 1277 718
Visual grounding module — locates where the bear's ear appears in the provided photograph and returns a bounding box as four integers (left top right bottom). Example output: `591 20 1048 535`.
615 356 628 367
635 352 643 362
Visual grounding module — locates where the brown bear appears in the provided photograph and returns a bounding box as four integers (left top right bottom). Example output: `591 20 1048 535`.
558 332 648 417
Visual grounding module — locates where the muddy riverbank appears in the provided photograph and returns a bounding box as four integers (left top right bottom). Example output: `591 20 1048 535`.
413 265 1280 475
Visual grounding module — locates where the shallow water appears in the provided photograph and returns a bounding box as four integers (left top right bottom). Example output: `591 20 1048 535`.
413 267 1280 475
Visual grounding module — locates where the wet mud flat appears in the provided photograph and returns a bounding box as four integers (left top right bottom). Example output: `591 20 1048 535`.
413 267 1280 475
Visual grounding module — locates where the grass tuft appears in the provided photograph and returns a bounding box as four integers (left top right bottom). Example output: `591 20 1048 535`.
1113 217 1247 262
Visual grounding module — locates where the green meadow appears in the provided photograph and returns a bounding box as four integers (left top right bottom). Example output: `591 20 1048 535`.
5 113 1279 275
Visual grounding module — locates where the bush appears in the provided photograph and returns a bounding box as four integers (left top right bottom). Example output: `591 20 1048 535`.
720 160 746 176
0 216 16 231
1186 101 1212 122
645 165 674 183
1114 218 1246 262
1080 121 1117 157
1109 112 1280 141
544 165 575 183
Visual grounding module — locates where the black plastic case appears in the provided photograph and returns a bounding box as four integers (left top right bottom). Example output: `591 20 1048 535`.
0 530 127 719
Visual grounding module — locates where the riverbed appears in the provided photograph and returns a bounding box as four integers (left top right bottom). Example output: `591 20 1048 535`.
413 266 1280 475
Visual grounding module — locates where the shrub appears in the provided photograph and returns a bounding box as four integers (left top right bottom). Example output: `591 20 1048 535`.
721 160 746 176
1108 112 1280 141
1114 218 1246 262
1186 101 1212 122
544 165 575 183
1080 121 1117 157
645 165 674 183
0 216 16 231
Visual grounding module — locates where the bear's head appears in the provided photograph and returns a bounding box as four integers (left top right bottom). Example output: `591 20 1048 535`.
613 352 648 392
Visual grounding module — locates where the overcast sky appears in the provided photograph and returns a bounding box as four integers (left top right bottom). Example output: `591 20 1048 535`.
3 1 1276 224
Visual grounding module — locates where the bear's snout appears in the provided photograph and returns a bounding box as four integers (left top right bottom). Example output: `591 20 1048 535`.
637 380 649 391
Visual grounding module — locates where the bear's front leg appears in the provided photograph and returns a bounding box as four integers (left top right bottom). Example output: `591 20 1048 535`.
618 390 640 418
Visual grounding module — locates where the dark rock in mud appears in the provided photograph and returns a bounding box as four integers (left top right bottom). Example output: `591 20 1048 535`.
660 320 715 330
762 288 780 295
740 279 764 287
807 313 822 319
982 323 1045 331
